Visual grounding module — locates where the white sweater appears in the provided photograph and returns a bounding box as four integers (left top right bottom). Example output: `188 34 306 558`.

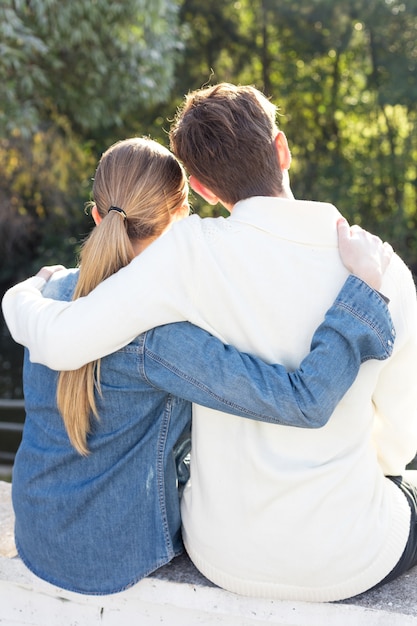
3 197 417 600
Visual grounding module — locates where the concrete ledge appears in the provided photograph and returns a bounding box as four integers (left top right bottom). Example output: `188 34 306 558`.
1 481 417 626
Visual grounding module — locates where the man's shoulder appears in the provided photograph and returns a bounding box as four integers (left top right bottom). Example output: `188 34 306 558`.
381 252 417 337
174 213 228 230
167 213 230 244
388 253 416 287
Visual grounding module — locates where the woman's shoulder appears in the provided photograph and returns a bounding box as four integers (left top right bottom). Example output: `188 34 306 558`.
43 268 79 302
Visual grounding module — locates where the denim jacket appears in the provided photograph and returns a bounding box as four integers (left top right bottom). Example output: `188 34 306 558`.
12 270 394 594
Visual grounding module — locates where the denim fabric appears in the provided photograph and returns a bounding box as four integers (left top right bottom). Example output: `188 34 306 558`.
12 271 394 594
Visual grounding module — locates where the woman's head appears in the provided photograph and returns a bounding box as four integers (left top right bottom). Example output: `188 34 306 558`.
93 137 189 246
77 137 189 293
57 137 189 455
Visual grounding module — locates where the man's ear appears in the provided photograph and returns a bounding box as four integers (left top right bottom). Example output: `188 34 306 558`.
91 204 102 225
274 131 292 171
189 175 220 205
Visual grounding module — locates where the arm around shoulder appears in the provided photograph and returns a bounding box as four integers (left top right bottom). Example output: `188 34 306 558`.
143 274 395 429
1 224 197 370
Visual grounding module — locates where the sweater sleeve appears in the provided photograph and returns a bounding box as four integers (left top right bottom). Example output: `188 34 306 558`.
1 222 198 370
370 258 417 475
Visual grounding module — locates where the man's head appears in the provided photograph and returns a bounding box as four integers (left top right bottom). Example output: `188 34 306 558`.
169 83 291 207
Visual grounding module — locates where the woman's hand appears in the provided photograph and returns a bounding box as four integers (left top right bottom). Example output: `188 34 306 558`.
36 265 67 282
337 218 393 291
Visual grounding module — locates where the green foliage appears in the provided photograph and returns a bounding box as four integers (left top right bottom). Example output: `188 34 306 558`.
273 0 417 274
0 116 96 287
0 0 182 294
0 0 182 136
164 0 417 276
1 0 417 294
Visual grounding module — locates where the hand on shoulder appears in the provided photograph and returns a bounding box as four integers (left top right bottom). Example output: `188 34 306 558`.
337 218 393 291
36 265 67 282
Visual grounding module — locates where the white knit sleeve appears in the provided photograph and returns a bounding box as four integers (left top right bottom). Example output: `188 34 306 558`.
1 222 198 370
371 256 417 475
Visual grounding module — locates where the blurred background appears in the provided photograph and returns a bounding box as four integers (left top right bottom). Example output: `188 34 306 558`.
1 0 417 467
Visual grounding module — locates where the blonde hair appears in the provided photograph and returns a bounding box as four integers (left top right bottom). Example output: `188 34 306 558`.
57 137 188 455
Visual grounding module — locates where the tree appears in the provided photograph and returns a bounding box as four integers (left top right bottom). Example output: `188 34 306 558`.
169 0 417 273
0 0 184 292
0 115 95 286
242 0 417 273
0 0 182 137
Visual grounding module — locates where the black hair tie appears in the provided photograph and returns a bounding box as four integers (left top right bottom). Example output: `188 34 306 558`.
108 206 127 220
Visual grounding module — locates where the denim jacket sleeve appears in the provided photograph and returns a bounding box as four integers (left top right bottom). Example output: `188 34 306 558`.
142 275 395 429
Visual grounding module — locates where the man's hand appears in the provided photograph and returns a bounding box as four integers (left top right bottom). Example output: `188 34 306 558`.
337 218 393 291
36 265 67 282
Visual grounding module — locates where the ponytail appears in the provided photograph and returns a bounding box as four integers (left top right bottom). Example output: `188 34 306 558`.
57 212 134 455
56 137 188 455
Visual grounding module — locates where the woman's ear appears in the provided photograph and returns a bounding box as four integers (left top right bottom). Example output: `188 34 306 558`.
274 131 292 171
189 176 220 205
91 204 102 225
172 202 190 222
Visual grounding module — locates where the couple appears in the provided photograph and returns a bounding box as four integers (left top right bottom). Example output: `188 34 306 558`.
3 83 417 601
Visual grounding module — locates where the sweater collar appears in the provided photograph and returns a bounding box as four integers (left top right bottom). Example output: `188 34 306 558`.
229 196 342 247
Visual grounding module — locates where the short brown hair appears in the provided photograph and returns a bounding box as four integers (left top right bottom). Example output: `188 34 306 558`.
170 83 284 205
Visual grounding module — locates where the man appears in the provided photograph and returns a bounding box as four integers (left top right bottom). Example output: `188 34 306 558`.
3 84 417 600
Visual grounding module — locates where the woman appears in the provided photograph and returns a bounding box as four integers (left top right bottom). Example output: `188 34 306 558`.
7 137 393 595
